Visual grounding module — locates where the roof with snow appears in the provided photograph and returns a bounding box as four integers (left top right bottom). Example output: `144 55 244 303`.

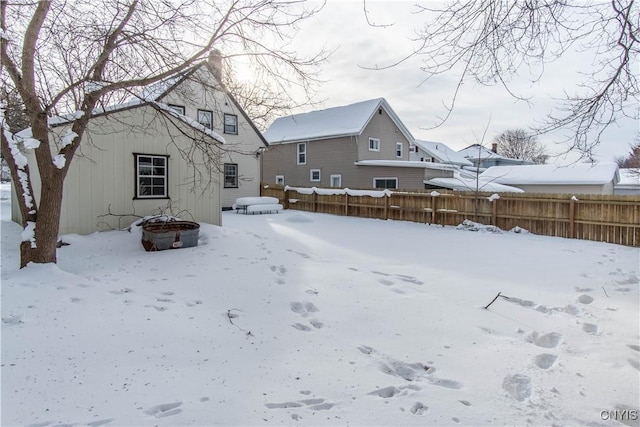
264 98 414 144
413 140 473 166
426 177 524 193
354 160 456 170
458 144 505 160
480 162 620 185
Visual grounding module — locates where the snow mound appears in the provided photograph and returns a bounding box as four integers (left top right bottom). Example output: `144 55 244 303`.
456 220 502 233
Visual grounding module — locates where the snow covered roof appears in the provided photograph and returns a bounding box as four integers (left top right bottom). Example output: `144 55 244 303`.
354 160 456 170
458 144 505 160
426 177 524 193
264 98 414 144
19 64 226 145
480 162 620 185
413 140 473 166
616 168 640 189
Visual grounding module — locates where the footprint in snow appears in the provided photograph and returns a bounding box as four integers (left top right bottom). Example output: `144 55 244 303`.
577 294 594 304
534 353 558 369
529 331 562 348
290 301 319 317
144 402 182 418
582 323 599 334
410 402 428 415
369 384 421 398
266 398 334 411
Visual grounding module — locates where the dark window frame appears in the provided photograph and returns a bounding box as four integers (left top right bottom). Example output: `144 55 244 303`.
198 109 213 129
133 153 170 199
167 104 185 115
224 163 239 188
224 113 238 135
373 177 398 190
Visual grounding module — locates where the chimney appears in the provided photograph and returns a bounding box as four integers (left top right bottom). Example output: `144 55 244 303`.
207 49 223 82
491 143 498 153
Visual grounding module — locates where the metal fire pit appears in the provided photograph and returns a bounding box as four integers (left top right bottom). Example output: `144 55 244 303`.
141 221 200 251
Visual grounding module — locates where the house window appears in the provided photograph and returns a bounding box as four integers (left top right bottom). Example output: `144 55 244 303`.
374 177 397 189
330 174 342 188
276 175 285 185
168 104 185 115
369 137 380 152
297 143 306 165
396 142 403 158
224 113 238 134
310 169 321 182
224 163 238 188
198 109 213 129
135 154 168 198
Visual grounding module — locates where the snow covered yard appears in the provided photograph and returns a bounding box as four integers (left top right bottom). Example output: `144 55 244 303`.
1 182 639 426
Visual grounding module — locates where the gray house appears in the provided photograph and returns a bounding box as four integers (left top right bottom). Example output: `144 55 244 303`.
262 98 452 190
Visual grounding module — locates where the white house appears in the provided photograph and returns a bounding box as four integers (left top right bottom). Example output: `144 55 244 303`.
479 162 620 195
12 57 266 235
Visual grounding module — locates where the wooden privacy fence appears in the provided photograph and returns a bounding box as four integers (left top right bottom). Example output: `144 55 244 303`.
260 183 640 247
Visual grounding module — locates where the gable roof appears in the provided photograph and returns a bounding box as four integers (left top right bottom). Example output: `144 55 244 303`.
480 162 620 185
458 144 505 161
264 98 414 144
40 61 269 147
413 139 473 166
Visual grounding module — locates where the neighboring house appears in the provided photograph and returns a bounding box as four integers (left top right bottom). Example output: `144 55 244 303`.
458 143 534 170
262 98 453 190
410 139 473 168
11 56 266 235
479 162 620 195
615 168 640 195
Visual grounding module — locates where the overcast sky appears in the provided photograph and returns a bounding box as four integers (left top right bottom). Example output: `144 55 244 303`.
281 0 637 165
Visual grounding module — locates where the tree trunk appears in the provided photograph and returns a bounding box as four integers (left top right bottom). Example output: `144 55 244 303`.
19 172 64 267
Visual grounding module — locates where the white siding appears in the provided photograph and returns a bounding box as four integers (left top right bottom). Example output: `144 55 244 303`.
17 105 223 236
160 68 265 208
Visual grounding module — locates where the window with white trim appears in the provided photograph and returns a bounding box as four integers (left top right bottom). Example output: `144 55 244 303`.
224 113 238 134
374 177 397 189
297 143 307 165
396 142 403 158
369 137 380 151
330 174 342 188
198 109 213 129
310 169 321 182
135 154 169 198
168 104 185 115
224 163 238 188
276 175 285 185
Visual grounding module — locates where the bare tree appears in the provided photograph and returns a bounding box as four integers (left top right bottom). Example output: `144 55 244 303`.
615 136 640 170
1 0 325 268
373 1 638 156
493 129 548 164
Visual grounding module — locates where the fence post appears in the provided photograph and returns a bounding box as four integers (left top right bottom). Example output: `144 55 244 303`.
283 187 289 209
432 195 438 225
313 191 318 213
569 197 576 239
345 192 349 216
492 198 498 226
384 194 389 220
